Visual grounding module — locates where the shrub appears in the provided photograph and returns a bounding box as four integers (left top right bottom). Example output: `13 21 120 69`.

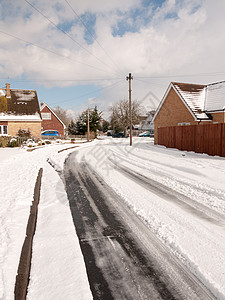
8 138 18 147
0 136 10 147
17 128 31 138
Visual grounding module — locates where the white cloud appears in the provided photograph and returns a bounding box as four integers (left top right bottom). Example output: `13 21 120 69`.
1 0 225 117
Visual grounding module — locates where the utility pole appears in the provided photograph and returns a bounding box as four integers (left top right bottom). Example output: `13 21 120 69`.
126 73 133 146
87 108 90 142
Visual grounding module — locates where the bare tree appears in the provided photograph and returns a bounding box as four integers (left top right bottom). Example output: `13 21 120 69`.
109 99 141 136
52 106 72 127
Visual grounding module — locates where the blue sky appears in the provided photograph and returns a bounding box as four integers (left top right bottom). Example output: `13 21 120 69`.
1 0 225 119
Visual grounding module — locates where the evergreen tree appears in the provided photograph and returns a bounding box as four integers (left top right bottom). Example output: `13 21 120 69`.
102 120 110 133
73 106 102 136
89 106 102 133
68 120 76 135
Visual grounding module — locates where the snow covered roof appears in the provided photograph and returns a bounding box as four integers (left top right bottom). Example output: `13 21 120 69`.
172 82 209 119
205 81 225 111
153 80 225 123
0 87 41 121
0 90 6 97
0 113 41 121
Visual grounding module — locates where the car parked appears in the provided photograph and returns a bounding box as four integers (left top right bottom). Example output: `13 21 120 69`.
112 132 129 138
41 130 59 137
139 131 154 137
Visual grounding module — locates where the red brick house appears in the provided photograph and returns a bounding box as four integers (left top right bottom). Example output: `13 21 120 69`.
40 103 66 136
0 83 42 137
153 81 225 144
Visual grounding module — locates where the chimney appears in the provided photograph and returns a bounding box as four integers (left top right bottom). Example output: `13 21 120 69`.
6 83 11 98
40 102 44 106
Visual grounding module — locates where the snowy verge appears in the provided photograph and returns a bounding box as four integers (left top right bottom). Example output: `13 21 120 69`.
0 144 93 300
27 159 92 300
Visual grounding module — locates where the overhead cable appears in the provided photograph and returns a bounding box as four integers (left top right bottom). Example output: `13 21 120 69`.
64 0 126 77
24 0 123 77
0 30 120 76
52 79 125 105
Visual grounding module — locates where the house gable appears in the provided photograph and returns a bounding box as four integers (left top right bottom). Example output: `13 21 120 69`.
154 87 197 126
153 80 225 144
154 87 200 144
153 83 198 123
40 104 66 135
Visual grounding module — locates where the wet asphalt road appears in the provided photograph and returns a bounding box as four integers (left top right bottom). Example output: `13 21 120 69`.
63 152 215 300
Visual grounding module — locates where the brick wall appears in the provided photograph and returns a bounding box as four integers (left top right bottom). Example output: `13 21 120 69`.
41 106 65 135
8 122 41 137
154 88 200 144
211 112 225 123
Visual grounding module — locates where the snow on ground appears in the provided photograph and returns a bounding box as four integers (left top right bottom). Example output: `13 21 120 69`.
1 137 225 299
0 147 22 163
75 137 225 300
27 149 92 300
0 143 92 300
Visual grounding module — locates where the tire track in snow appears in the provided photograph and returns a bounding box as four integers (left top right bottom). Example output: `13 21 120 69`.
108 157 225 228
108 148 225 213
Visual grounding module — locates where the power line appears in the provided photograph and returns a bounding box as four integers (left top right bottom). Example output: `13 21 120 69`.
135 78 167 87
51 79 124 105
24 0 123 77
135 71 225 79
0 30 120 76
0 77 123 83
64 0 126 77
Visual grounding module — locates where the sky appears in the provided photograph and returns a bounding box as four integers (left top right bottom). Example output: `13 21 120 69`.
1 0 225 119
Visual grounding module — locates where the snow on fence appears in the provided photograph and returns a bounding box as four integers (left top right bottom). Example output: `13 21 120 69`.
158 123 225 157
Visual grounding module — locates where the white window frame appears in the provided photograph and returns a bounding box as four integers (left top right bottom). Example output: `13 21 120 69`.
41 112 51 120
0 125 8 135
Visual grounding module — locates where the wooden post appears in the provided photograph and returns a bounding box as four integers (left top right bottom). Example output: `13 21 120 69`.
126 73 133 146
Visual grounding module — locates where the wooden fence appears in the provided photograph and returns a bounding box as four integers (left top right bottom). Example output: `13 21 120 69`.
158 123 225 157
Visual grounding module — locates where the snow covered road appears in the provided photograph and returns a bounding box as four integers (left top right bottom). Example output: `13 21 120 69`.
73 137 225 299
1 137 225 299
63 152 216 299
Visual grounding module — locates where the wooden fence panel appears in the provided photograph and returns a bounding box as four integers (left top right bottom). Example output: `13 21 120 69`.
159 127 166 146
175 126 183 150
183 125 195 151
212 124 222 156
157 123 225 158
195 125 204 153
205 124 215 155
168 127 176 148
157 127 163 146
221 124 225 157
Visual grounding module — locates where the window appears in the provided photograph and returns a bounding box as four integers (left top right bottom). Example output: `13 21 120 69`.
41 113 51 120
0 125 8 135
